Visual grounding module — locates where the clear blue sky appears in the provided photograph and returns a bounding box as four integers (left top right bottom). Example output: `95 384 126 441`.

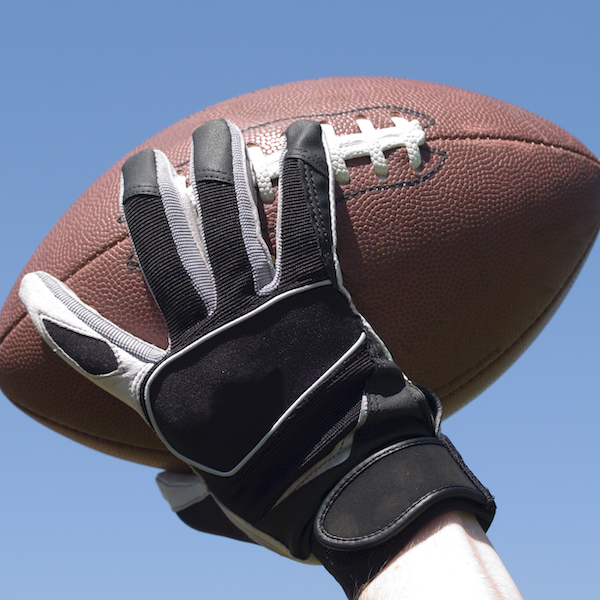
1 1 599 599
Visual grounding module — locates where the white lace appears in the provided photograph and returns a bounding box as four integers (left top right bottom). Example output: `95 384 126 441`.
247 116 426 203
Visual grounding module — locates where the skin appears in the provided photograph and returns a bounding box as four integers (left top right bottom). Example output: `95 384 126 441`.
358 511 523 600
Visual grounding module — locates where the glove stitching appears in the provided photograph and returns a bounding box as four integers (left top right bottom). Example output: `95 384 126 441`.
124 185 159 196
304 162 326 250
195 167 233 179
289 147 327 175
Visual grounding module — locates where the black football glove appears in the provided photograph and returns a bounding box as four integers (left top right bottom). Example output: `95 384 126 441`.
21 119 495 599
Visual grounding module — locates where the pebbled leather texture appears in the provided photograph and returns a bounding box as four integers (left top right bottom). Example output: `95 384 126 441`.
1 76 599 469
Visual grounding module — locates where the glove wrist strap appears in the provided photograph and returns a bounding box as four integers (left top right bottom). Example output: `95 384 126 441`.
312 434 495 599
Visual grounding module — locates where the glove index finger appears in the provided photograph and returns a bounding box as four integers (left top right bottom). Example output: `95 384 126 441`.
271 121 340 292
121 149 214 348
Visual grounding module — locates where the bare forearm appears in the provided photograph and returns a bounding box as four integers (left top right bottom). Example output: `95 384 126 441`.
358 511 523 600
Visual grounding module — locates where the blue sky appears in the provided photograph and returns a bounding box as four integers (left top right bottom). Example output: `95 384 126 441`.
1 1 599 598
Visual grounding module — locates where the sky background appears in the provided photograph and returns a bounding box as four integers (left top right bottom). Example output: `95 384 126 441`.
1 1 599 598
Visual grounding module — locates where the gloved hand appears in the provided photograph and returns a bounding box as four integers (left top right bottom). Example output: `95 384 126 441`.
20 119 495 599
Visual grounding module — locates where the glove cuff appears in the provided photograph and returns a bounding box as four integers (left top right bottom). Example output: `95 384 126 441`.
312 434 495 599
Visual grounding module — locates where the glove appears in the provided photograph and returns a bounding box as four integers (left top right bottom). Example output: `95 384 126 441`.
155 470 256 544
20 119 495 599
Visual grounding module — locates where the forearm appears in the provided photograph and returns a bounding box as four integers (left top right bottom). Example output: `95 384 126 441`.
359 511 523 600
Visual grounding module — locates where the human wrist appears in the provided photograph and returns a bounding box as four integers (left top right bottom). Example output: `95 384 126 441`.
358 511 523 600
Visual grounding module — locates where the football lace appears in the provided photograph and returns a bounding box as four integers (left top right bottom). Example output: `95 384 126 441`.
247 117 427 203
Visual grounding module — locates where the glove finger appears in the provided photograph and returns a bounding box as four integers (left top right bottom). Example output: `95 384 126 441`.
19 271 163 417
121 149 215 346
269 121 340 292
191 119 274 309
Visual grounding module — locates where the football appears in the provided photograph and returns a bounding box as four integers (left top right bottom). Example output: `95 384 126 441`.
1 77 599 472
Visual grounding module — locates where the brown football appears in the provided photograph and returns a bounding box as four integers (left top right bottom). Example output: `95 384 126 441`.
1 77 599 472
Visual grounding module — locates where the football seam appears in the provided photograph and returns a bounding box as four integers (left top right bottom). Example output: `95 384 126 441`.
240 105 437 131
15 401 177 462
227 103 598 165
428 134 600 164
0 232 130 347
174 135 599 185
337 138 600 198
238 106 598 165
441 222 600 405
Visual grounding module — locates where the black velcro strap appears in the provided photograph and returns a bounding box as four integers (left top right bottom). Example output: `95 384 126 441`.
314 437 495 550
312 436 496 599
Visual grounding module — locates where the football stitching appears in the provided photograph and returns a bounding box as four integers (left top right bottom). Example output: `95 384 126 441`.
16 401 176 460
239 104 597 166
0 232 130 347
340 148 447 199
241 105 437 131
246 115 429 203
427 134 600 166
